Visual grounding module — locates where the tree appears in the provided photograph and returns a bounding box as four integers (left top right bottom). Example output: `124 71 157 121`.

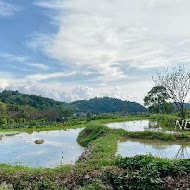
144 86 173 113
40 108 61 121
153 66 190 123
123 101 128 115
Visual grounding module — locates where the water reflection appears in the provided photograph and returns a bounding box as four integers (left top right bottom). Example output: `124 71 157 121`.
106 120 162 132
117 138 190 159
175 145 190 159
0 131 19 137
0 128 84 168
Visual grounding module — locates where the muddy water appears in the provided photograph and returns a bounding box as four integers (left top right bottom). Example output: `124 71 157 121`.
0 128 84 168
117 138 190 159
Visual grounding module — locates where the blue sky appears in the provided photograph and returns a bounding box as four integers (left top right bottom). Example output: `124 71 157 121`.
0 0 190 103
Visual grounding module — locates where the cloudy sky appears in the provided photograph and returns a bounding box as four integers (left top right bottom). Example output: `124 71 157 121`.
0 0 189 103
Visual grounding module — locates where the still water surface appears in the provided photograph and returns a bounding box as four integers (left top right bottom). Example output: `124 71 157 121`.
107 120 190 159
117 138 190 159
107 120 163 132
0 128 84 168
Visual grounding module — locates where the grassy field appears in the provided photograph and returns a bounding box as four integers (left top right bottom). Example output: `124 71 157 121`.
0 114 190 189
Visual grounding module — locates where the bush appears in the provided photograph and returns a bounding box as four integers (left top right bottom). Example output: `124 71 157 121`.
107 166 160 190
151 114 180 128
79 179 109 190
116 155 190 176
13 178 59 190
107 155 190 190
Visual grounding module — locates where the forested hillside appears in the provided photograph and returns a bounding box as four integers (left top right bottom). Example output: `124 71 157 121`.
0 90 66 110
0 91 147 128
0 91 73 127
0 91 147 115
71 97 147 114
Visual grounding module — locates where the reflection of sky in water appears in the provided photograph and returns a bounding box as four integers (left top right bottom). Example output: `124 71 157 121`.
0 128 84 168
117 139 190 159
106 120 161 132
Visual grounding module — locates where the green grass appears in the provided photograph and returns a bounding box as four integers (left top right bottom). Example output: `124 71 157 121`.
124 130 190 141
0 114 190 189
78 134 121 168
77 124 110 147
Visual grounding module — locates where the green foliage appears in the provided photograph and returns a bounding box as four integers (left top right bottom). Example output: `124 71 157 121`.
124 130 179 141
0 90 65 110
0 90 148 129
77 124 110 147
83 134 120 167
107 155 190 190
78 179 109 190
0 117 190 189
144 86 173 114
13 178 59 190
72 97 147 114
0 90 74 119
107 166 160 190
116 155 190 176
0 186 9 190
0 90 75 129
151 114 180 128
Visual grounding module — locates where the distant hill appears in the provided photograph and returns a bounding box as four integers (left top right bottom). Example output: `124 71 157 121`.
0 91 73 123
71 97 147 114
0 90 67 110
0 91 147 116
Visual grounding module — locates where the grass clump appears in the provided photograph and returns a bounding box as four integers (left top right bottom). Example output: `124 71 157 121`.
124 130 189 141
77 123 111 147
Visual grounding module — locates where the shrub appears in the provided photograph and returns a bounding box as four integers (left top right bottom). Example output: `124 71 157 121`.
151 114 180 128
107 155 190 189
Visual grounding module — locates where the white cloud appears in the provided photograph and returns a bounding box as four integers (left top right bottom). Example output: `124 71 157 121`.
0 53 28 62
33 0 190 83
2 0 189 103
0 1 20 17
0 52 50 71
27 63 49 70
26 71 76 81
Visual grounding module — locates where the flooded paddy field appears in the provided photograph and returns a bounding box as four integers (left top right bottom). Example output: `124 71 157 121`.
0 128 84 168
106 120 190 159
106 119 175 133
117 138 190 159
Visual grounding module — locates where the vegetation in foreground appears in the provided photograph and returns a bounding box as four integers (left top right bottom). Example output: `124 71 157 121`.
1 154 190 190
0 116 190 189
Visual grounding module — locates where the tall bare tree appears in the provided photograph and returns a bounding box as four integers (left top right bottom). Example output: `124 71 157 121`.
154 66 190 123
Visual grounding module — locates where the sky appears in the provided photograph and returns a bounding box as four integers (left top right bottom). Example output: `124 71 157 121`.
0 0 190 104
